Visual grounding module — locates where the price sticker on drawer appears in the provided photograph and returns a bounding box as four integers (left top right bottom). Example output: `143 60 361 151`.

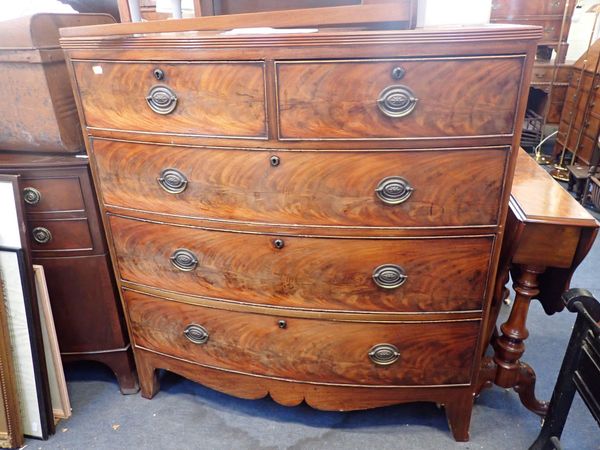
92 65 103 75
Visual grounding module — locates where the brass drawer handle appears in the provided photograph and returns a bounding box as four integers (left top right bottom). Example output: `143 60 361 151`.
183 324 209 345
23 187 41 205
377 85 418 118
368 343 400 366
375 176 414 205
32 227 52 244
146 84 178 115
372 264 407 289
170 248 198 272
157 168 188 194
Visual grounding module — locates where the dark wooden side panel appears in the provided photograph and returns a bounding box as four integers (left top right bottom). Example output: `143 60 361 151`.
34 254 127 353
109 215 493 313
276 57 524 139
125 289 480 386
93 140 508 228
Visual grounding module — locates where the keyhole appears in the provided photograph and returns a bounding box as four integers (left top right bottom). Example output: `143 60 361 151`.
273 239 285 249
270 155 280 167
278 320 287 329
153 68 165 80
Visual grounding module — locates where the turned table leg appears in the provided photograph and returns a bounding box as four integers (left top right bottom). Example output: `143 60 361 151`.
478 264 549 416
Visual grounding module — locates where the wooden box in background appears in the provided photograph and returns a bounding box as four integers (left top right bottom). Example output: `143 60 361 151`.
0 14 114 153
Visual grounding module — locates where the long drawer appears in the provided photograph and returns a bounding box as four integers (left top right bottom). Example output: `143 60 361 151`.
275 57 524 140
93 140 508 228
125 289 480 386
72 60 267 138
109 215 493 313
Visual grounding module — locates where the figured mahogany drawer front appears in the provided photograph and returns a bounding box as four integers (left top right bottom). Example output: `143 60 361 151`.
110 215 493 313
21 177 86 213
28 218 94 252
491 0 567 17
125 290 480 386
94 140 508 228
275 57 524 140
73 61 267 138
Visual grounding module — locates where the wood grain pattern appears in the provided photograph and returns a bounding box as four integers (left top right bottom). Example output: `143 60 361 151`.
276 57 523 140
92 140 508 228
27 218 93 253
125 290 480 386
73 61 267 138
109 215 493 313
21 177 85 214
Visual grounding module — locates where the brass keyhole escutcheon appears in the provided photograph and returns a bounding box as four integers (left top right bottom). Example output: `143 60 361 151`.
273 239 285 249
270 155 280 167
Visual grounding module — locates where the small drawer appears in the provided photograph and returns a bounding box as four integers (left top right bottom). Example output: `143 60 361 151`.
492 19 561 43
531 66 572 85
93 140 508 228
21 177 85 213
28 218 94 253
275 56 524 140
110 215 493 313
491 0 566 17
73 61 267 139
125 290 480 386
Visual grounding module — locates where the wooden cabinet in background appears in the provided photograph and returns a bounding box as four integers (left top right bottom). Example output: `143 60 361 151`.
0 154 138 394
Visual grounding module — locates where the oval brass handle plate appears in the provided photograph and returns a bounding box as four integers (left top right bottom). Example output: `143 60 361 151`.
368 343 400 366
146 84 178 115
170 248 198 272
377 85 418 118
183 324 209 344
23 187 42 205
32 227 52 244
375 176 414 205
372 264 407 289
157 168 188 194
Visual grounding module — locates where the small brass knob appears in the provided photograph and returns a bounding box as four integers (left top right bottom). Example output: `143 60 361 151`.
183 324 209 344
23 187 41 205
32 227 52 244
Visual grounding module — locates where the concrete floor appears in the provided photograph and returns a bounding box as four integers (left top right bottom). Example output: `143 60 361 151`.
26 201 600 450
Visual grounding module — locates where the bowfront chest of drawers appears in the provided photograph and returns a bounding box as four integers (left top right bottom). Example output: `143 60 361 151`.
61 24 541 441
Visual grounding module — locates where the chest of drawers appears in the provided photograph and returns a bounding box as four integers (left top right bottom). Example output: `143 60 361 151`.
61 24 540 441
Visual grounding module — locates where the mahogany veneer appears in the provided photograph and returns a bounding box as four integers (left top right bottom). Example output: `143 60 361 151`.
0 153 138 394
61 22 541 441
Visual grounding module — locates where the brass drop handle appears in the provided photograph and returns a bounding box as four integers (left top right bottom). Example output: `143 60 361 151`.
375 176 414 205
377 85 418 118
32 227 52 244
372 264 407 289
183 324 209 344
146 84 178 115
157 168 188 194
368 343 401 366
170 248 198 272
23 187 42 205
